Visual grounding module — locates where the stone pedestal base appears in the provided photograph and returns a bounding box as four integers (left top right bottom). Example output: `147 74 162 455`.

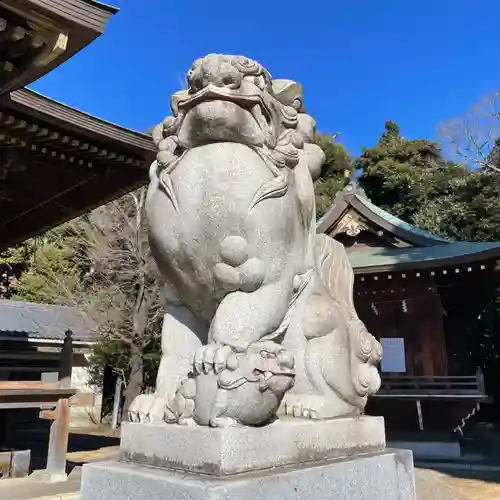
81 449 416 500
80 417 416 500
120 416 386 475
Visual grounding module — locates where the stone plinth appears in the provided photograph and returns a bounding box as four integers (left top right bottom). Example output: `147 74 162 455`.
81 449 416 500
120 416 386 475
80 417 417 500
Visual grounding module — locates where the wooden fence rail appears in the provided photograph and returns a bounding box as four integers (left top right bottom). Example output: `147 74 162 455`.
375 368 487 400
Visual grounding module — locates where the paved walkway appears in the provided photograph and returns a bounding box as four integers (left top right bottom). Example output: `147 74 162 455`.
66 446 120 465
416 469 467 499
2 450 500 500
0 446 119 500
0 469 81 500
416 467 500 500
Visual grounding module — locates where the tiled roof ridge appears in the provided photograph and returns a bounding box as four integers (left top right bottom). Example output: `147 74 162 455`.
0 298 77 310
0 299 92 343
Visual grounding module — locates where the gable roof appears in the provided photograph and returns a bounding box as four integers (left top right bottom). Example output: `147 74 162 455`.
316 182 448 246
0 299 92 343
317 182 500 274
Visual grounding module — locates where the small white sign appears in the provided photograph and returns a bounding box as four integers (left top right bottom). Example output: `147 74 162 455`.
380 337 406 373
41 372 59 383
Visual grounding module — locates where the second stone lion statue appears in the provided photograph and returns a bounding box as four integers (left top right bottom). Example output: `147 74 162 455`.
128 54 381 426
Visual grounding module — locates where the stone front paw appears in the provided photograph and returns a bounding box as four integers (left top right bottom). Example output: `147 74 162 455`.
280 393 359 420
194 343 234 375
128 394 170 424
281 394 318 419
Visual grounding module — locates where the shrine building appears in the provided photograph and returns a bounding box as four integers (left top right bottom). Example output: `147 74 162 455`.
318 181 500 443
0 0 155 250
0 0 154 478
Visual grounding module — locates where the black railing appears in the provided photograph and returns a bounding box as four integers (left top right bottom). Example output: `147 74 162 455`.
374 368 487 400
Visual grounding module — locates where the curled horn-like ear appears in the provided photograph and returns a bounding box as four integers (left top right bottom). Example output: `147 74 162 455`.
170 89 190 117
271 79 305 113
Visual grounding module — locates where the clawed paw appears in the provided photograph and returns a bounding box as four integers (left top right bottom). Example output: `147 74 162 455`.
193 344 234 375
280 393 358 420
282 400 318 419
128 394 170 424
280 393 338 420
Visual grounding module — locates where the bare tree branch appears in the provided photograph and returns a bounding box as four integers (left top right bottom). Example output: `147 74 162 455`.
30 188 163 399
438 90 500 172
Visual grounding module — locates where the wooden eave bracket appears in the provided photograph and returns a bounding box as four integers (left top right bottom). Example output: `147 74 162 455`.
0 6 69 92
32 30 68 68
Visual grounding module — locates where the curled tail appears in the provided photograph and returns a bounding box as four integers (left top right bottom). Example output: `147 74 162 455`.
314 234 381 397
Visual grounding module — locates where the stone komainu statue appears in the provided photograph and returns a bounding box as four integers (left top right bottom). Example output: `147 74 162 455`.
129 54 382 427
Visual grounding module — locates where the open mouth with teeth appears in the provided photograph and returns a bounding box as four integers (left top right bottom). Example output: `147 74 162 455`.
178 85 273 131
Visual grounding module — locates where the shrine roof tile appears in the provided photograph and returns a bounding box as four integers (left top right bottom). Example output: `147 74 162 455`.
0 299 92 343
347 241 500 274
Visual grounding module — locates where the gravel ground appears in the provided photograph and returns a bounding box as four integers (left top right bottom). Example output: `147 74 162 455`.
2 462 499 500
416 467 500 500
416 469 468 499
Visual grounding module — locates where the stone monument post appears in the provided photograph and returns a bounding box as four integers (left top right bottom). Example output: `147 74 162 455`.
81 54 417 500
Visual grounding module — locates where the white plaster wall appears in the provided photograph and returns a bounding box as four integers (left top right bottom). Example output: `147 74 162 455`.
69 353 102 427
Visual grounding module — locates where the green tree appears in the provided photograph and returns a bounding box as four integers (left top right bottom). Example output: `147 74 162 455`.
414 168 500 241
356 120 466 225
15 223 86 304
314 133 352 217
0 243 34 299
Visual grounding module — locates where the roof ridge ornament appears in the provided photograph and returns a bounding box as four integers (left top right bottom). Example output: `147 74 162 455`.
344 178 370 201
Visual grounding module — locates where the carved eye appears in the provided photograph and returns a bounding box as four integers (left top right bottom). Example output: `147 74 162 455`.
292 98 302 111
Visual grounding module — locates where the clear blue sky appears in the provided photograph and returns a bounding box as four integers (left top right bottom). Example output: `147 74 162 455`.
30 0 500 156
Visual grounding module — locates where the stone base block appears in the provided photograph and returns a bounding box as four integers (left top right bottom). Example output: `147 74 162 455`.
81 449 416 500
120 416 385 475
0 448 30 478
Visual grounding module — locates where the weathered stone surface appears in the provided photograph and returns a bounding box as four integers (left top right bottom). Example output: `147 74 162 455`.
0 449 30 478
81 449 416 500
10 449 30 478
129 54 381 427
120 416 386 476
